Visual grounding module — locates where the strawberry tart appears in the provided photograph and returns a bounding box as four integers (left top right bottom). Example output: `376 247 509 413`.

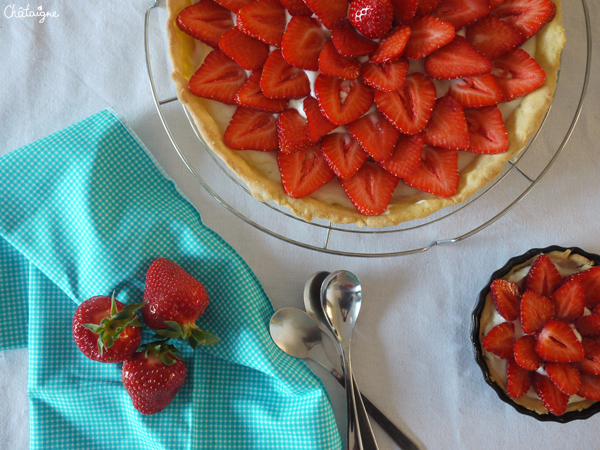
166 0 565 227
473 247 600 420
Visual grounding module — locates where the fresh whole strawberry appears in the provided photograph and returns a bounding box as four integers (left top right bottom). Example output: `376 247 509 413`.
349 0 394 39
72 294 143 363
142 258 219 349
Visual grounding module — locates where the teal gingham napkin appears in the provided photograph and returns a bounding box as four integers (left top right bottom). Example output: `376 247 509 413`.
0 109 343 450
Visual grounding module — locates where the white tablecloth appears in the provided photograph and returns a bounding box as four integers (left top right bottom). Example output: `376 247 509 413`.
1 1 599 449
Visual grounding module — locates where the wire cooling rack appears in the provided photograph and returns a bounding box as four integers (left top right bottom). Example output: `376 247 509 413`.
144 0 591 257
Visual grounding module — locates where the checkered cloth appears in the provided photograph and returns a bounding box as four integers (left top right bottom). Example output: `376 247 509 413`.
0 109 342 450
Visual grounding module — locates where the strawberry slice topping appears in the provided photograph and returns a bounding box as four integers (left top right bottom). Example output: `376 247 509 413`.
403 145 459 197
332 19 379 57
404 14 455 60
492 0 556 42
214 0 254 13
492 48 546 102
546 362 581 396
520 290 555 335
278 145 336 198
564 267 600 310
318 41 362 81
525 254 562 297
282 16 328 71
235 70 289 113
339 162 400 215
466 14 523 61
464 105 509 154
224 107 279 151
379 133 424 179
532 372 569 416
277 109 313 154
578 373 600 401
279 0 313 16
391 0 418 24
303 96 338 142
261 49 311 99
314 75 375 126
347 111 401 162
189 50 248 105
535 320 585 363
321 133 370 178
506 359 532 399
177 0 234 48
447 74 503 109
577 339 600 376
491 278 521 321
432 0 491 30
417 0 442 14
303 0 350 30
575 314 600 339
550 279 585 323
350 0 395 39
369 24 412 64
361 59 410 93
219 27 270 71
482 321 516 359
425 35 492 80
514 335 543 371
422 95 470 150
237 0 286 47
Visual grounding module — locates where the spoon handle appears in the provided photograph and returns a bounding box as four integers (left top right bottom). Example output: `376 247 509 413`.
353 376 379 450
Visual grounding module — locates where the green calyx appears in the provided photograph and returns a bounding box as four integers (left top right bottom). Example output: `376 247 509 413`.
154 320 220 350
82 293 144 356
138 340 182 366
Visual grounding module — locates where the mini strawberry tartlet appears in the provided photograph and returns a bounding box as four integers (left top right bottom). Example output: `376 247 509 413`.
473 247 600 421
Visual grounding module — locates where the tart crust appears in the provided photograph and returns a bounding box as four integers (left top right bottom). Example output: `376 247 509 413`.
166 0 566 228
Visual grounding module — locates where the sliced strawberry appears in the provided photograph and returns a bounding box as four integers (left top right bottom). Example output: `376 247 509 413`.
237 0 286 47
332 19 379 57
219 27 270 71
550 279 585 323
321 133 370 178
235 71 289 113
189 50 248 105
520 290 555 335
375 72 437 135
277 145 336 198
432 0 491 30
214 0 253 13
447 74 503 109
532 372 569 416
314 75 375 126
546 362 581 396
282 16 328 71
425 35 492 80
361 59 409 92
318 40 362 80
491 278 521 321
176 0 234 48
339 162 400 215
564 267 600 310
578 373 600 401
369 24 412 64
391 0 418 24
350 0 395 39
403 15 455 60
403 145 459 197
303 0 349 30
465 14 523 61
347 111 401 162
422 96 469 150
576 339 600 376
492 0 556 42
575 314 600 339
535 320 585 363
464 105 508 154
277 109 313 154
279 0 313 16
260 49 311 99
489 0 505 8
514 335 542 371
417 0 442 14
506 359 532 399
525 254 562 297
379 133 424 179
224 107 279 151
303 96 338 142
482 321 515 359
492 48 546 102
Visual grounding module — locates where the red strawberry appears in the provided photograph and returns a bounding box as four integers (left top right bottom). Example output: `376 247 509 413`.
214 0 253 12
482 321 515 359
72 294 143 364
314 75 375 126
237 0 287 47
224 107 279 151
425 35 492 80
279 0 313 16
417 0 442 14
282 16 328 71
188 50 248 105
465 14 523 60
575 314 600 339
577 339 600 376
332 19 379 57
303 96 338 142
261 49 311 99
525 254 562 297
532 372 569 416
490 278 521 321
319 40 362 80
235 71 289 113
361 58 409 92
277 109 313 154
513 335 542 371
550 279 585 323
546 362 581 396
349 0 394 39
391 0 418 23
369 24 412 64
447 74 503 109
122 342 187 415
464 105 508 154
492 48 546 102
432 0 491 30
578 373 600 401
379 133 424 179
403 145 459 197
347 111 401 162
321 133 370 178
520 290 555 334
403 15 455 60
339 162 400 215
422 95 470 150
219 27 270 71
535 320 585 363
278 145 336 197
176 0 234 48
492 0 556 42
303 0 349 30
375 72 437 135
143 258 219 348
506 359 531 399
564 267 600 310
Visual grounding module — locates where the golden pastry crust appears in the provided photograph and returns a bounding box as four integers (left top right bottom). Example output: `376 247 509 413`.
167 0 566 228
